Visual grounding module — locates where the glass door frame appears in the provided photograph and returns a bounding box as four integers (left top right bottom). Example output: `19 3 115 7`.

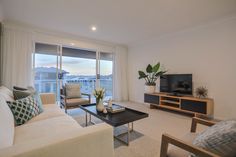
97 51 114 100
33 41 61 100
33 41 114 99
96 50 100 88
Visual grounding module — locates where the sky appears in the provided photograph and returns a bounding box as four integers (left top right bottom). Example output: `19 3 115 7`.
35 54 112 75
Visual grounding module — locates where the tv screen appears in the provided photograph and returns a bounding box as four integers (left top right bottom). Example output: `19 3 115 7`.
160 74 193 95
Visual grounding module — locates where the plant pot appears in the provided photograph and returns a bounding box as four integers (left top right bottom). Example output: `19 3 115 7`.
96 99 104 112
145 85 156 93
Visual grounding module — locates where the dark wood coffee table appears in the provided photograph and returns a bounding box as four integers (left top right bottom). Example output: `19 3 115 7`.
80 103 149 145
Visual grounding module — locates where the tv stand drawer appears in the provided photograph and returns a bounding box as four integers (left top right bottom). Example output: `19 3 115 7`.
181 100 207 114
144 94 159 104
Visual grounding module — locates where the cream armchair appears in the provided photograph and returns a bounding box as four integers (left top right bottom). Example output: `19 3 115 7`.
60 85 91 113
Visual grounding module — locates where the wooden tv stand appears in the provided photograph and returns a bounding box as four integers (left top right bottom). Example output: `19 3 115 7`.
144 92 214 116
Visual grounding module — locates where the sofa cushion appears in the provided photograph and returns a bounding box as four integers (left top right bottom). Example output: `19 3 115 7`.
27 104 65 124
0 95 15 149
0 86 14 102
14 115 82 144
65 84 81 98
193 119 236 157
168 133 197 157
7 95 41 126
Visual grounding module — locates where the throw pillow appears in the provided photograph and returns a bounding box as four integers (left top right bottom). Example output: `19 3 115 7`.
33 92 44 113
13 89 32 100
12 86 43 113
192 119 236 157
13 86 28 91
13 86 36 100
65 83 82 98
7 95 40 126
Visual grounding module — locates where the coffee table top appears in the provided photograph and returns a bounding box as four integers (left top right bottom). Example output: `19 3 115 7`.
80 103 149 127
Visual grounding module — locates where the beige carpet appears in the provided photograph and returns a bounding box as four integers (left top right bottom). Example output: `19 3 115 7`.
68 102 206 157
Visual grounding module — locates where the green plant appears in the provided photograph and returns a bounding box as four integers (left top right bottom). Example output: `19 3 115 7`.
138 62 167 86
93 88 105 103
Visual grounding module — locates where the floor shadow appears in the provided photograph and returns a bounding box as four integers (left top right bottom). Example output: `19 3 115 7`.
114 125 144 148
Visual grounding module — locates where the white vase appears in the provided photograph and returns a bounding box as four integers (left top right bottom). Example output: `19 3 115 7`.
145 85 156 93
96 99 104 112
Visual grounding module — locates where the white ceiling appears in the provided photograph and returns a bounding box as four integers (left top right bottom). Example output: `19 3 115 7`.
1 0 236 45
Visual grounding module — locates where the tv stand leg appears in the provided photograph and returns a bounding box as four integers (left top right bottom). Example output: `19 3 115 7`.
150 104 157 109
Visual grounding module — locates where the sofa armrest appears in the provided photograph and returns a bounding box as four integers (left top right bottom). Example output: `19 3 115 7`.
40 93 56 105
160 133 220 157
0 123 114 157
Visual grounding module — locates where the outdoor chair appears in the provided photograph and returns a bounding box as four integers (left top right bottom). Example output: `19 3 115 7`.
60 83 91 113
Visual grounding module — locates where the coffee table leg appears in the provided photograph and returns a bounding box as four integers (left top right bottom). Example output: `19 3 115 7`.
127 123 130 145
85 112 88 126
84 113 95 126
114 122 133 146
89 114 91 123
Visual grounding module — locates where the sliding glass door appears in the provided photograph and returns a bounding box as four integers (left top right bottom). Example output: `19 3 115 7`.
99 52 113 100
33 42 113 101
61 47 97 96
34 43 60 97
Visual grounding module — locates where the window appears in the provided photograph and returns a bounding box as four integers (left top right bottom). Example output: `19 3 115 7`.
33 43 114 101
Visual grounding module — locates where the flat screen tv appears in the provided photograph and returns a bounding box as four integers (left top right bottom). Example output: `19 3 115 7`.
160 74 193 96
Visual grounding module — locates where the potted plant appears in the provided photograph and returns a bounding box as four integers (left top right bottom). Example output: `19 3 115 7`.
138 62 166 93
93 88 105 112
195 86 208 98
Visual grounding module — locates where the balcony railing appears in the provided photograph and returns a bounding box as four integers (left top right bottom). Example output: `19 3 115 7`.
34 78 113 100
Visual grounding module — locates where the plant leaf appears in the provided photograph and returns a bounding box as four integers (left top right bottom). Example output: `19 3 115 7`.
138 71 147 79
155 70 167 77
146 64 152 73
152 62 160 73
139 76 147 79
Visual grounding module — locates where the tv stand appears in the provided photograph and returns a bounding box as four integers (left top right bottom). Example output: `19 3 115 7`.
167 93 183 97
144 92 214 116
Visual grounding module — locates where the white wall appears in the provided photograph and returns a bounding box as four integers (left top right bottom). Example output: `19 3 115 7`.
0 2 3 21
128 17 236 119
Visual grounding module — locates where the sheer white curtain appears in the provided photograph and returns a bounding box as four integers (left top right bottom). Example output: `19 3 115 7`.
1 26 33 89
113 46 128 101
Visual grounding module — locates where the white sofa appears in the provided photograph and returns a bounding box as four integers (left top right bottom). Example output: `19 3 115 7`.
0 86 114 157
